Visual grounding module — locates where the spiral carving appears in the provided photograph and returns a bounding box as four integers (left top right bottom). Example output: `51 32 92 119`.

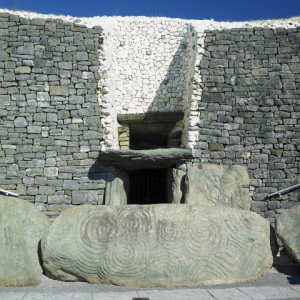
118 207 151 237
77 209 118 257
157 220 182 245
186 217 224 256
42 205 272 287
99 239 147 279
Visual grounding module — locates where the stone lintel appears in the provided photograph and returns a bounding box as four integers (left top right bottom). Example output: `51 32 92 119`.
98 148 192 170
117 112 184 124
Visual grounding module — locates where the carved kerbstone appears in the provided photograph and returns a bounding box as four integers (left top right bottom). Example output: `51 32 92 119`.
186 164 250 210
42 204 272 287
276 204 300 264
0 196 50 286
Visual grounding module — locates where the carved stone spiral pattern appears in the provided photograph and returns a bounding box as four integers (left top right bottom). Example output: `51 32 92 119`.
99 239 147 280
76 209 118 259
42 205 272 287
186 217 224 256
118 207 151 238
157 220 182 246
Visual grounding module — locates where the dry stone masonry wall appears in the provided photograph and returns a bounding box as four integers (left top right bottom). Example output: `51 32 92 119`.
193 27 300 220
0 12 106 219
0 10 299 221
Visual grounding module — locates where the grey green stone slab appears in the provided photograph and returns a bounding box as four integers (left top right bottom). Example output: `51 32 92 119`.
0 196 50 286
42 204 272 287
186 164 250 210
167 168 186 204
98 148 192 170
275 204 300 264
105 169 129 205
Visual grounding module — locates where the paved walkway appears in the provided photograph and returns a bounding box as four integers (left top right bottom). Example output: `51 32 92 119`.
1 285 300 300
1 253 299 300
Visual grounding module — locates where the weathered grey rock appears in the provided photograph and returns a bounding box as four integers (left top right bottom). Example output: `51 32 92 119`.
0 196 50 286
186 164 250 210
42 204 272 287
98 148 193 171
105 169 129 205
167 168 186 204
276 204 300 264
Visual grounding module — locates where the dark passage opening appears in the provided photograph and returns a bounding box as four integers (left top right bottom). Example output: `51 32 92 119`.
128 169 167 205
129 123 174 150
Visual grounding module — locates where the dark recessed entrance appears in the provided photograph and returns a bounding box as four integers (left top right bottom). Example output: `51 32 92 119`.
127 169 167 205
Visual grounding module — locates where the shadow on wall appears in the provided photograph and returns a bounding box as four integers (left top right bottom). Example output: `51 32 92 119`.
146 25 197 115
145 25 197 150
124 25 198 150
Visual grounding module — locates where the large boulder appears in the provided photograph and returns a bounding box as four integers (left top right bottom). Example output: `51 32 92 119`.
186 164 250 210
0 196 50 286
276 204 300 264
42 204 272 287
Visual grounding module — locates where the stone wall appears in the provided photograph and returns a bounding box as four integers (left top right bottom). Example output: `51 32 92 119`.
193 27 300 220
0 12 105 219
0 10 299 221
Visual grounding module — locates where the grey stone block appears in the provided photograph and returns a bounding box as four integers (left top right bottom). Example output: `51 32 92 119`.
14 117 28 128
44 167 58 178
48 195 71 205
63 180 78 190
72 191 99 205
17 43 34 55
251 154 269 164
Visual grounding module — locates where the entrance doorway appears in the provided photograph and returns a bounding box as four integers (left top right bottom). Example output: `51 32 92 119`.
127 169 167 205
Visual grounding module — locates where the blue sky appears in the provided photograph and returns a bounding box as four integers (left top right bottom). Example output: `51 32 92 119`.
0 0 299 21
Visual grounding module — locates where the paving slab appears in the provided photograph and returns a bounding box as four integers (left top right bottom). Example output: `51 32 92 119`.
208 287 252 299
137 289 214 300
239 286 300 299
23 292 92 300
92 292 139 300
290 284 300 292
0 292 25 300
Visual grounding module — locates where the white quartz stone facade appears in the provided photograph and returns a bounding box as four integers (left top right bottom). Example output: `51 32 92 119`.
97 18 198 150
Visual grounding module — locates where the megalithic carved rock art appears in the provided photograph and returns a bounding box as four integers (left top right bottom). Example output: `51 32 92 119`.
0 196 50 286
42 204 273 287
186 164 250 210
